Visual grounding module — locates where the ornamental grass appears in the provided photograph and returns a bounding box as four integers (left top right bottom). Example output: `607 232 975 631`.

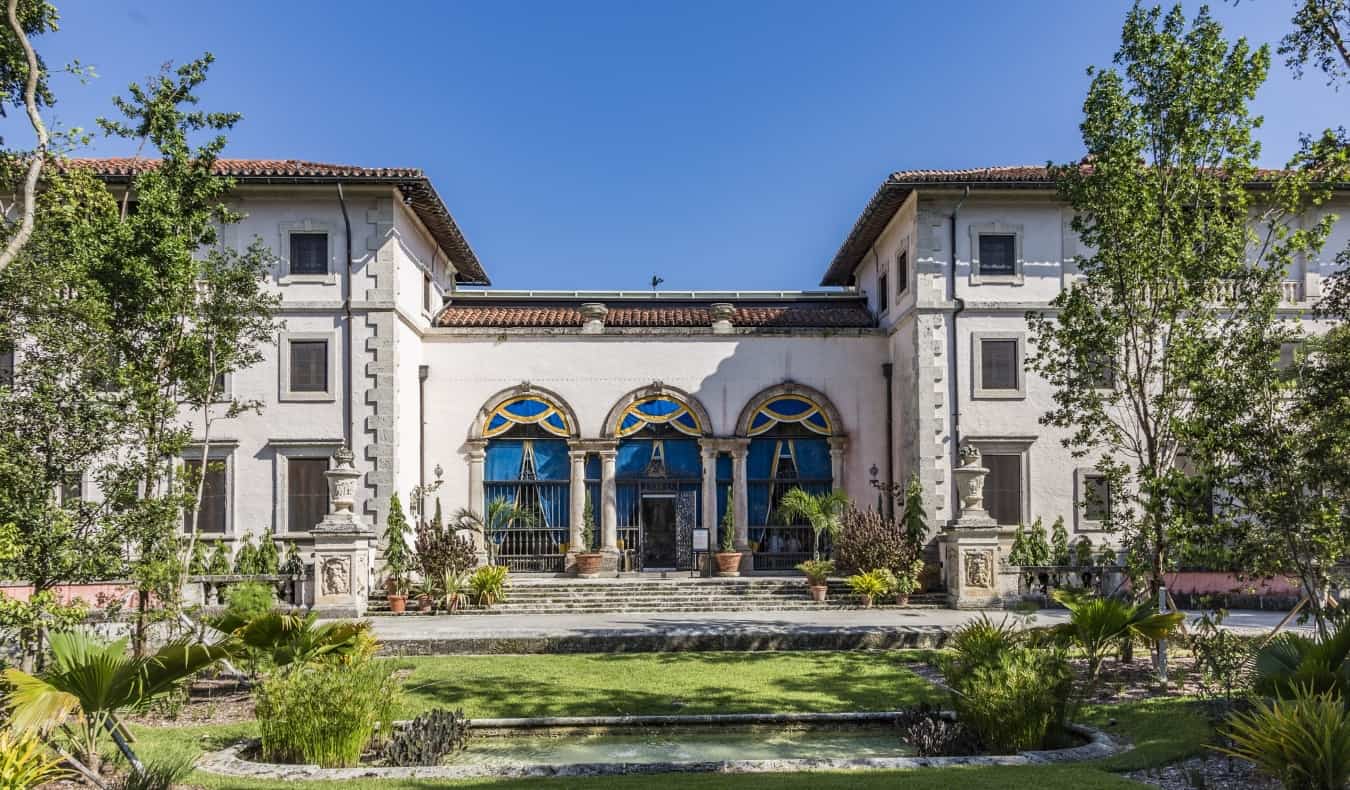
255 657 400 768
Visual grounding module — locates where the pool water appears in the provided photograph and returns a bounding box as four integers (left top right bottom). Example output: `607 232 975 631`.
459 727 915 767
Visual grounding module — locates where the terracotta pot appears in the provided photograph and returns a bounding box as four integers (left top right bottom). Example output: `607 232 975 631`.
387 595 407 614
575 552 604 578
809 584 828 603
714 552 742 577
861 594 874 609
895 593 910 607
417 594 433 613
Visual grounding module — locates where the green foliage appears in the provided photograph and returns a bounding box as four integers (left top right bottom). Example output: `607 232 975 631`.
211 611 375 670
383 493 413 586
1073 536 1094 567
0 730 68 789
893 557 927 596
382 708 471 767
794 559 833 586
900 474 928 554
846 569 891 601
114 755 195 790
0 591 88 660
453 498 537 565
469 565 508 607
776 487 850 561
581 491 596 550
944 615 1023 680
186 534 209 576
413 507 476 583
205 540 230 575
1218 686 1350 790
1049 590 1183 683
947 645 1073 754
1254 617 1350 701
222 581 276 622
1049 516 1070 566
232 534 260 576
279 541 304 576
834 505 916 575
439 569 471 611
1008 518 1051 567
255 657 400 768
1188 610 1254 704
2 631 230 769
255 529 279 575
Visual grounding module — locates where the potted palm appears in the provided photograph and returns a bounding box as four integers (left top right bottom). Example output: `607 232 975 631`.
847 569 890 608
777 487 850 562
574 493 604 578
893 557 925 606
453 497 537 566
440 569 470 612
714 488 742 576
796 559 834 602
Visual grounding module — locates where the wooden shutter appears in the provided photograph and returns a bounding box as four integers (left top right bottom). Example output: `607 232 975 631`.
289 340 328 392
289 233 328 275
981 339 1019 390
984 454 1021 525
896 251 908 295
183 459 227 534
978 234 1016 275
288 458 330 532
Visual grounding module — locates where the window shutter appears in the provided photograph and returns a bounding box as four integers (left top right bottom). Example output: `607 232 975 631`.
981 339 1019 390
289 233 328 275
896 251 908 295
288 458 330 532
184 459 227 534
289 340 328 393
984 454 1021 525
978 234 1016 275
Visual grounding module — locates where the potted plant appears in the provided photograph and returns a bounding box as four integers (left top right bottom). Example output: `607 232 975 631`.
384 493 414 610
440 569 470 612
893 558 925 606
469 565 509 607
574 493 604 578
387 575 410 614
847 569 890 608
714 488 742 576
796 559 834 602
412 579 436 613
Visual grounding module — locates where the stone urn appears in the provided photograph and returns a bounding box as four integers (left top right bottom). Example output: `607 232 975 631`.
715 551 743 577
574 552 604 579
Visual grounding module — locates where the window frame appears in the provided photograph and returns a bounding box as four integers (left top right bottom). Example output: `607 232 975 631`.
966 436 1035 526
877 268 889 314
278 221 337 285
969 223 1025 285
1074 467 1113 532
180 444 236 536
895 248 909 297
972 331 1027 399
279 331 336 403
269 439 343 535
0 345 13 387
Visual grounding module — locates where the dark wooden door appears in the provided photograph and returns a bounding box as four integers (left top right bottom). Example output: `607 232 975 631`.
641 497 677 568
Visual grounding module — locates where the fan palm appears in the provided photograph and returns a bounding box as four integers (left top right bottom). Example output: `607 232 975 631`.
1254 617 1350 700
1049 590 1183 683
776 488 851 561
453 498 538 562
3 631 231 772
210 610 374 670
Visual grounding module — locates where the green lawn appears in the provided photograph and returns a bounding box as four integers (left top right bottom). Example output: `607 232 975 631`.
128 651 1218 789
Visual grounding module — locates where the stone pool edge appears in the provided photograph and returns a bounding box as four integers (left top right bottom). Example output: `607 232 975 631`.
196 712 1129 780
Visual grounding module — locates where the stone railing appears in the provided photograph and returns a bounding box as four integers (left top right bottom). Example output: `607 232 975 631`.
184 573 308 608
1012 565 1128 603
1210 279 1306 305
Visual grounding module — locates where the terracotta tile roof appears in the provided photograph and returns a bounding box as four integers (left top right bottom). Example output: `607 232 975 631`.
65 157 489 285
435 299 875 330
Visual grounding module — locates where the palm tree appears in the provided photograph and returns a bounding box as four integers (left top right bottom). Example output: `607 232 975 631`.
776 488 851 561
210 610 374 670
4 631 231 775
452 498 538 563
1049 590 1183 684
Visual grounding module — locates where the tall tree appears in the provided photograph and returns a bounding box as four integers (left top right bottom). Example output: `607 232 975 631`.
1026 3 1317 597
0 0 58 271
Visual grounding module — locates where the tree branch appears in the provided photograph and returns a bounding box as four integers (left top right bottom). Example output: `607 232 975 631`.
0 0 48 272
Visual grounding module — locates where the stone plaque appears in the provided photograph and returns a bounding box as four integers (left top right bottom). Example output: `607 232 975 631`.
321 555 351 596
964 550 994 589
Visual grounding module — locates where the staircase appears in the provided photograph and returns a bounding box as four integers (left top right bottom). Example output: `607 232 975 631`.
368 575 946 616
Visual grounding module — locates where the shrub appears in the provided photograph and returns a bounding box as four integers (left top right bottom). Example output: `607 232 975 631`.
224 581 277 622
1189 610 1254 704
1048 590 1183 684
1073 536 1094 567
1008 518 1051 567
893 557 926 596
206 540 231 575
795 559 834 586
233 535 261 575
948 646 1073 753
469 565 508 606
115 756 195 790
256 529 280 575
1218 686 1350 790
1254 618 1350 701
1049 516 1070 566
943 614 1022 680
214 612 376 669
255 658 400 768
846 569 891 602
187 537 209 576
384 494 414 591
894 704 981 757
440 569 471 611
833 506 914 575
383 708 471 767
280 541 305 576
414 520 477 582
0 731 68 788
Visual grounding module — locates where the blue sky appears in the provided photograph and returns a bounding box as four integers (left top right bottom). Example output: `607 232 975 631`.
6 1 1341 290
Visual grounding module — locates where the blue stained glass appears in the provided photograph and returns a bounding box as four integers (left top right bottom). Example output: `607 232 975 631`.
545 413 567 431
621 414 642 432
750 413 770 429
769 397 811 416
487 414 509 432
504 398 549 418
637 398 681 417
675 413 697 429
807 412 828 429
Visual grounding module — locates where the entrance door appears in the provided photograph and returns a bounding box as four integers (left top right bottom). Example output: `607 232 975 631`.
641 496 677 568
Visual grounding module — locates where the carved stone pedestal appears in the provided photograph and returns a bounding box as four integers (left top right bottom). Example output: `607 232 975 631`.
942 442 1018 609
307 447 376 618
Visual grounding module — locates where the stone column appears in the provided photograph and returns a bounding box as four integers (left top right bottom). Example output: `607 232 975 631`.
729 440 751 565
827 436 848 491
698 441 719 538
566 448 588 571
600 447 619 556
465 440 488 563
309 446 376 618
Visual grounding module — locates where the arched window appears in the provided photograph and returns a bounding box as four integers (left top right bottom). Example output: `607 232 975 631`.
743 392 837 570
481 395 572 572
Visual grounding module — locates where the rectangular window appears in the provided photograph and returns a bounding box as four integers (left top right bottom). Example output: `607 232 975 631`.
1083 475 1111 522
895 251 909 296
978 234 1016 276
1087 351 1116 389
289 340 328 393
424 273 434 313
984 454 1022 526
58 476 81 506
877 272 889 313
0 346 12 387
287 458 329 533
980 338 1020 391
289 232 328 276
183 459 227 534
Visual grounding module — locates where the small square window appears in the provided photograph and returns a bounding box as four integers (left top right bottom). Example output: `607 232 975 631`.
980 339 1020 391
877 272 889 313
1086 351 1116 389
183 458 228 534
895 250 909 296
978 234 1016 276
287 457 330 533
289 233 328 276
289 340 328 393
1083 475 1111 522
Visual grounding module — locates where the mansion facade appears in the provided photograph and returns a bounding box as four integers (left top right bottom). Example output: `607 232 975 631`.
60 160 1349 578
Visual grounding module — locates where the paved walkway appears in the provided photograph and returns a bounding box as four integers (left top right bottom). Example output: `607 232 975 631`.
363 607 1307 654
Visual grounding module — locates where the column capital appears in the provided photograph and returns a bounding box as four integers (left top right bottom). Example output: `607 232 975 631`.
567 449 588 462
465 439 488 459
569 438 617 453
827 435 849 453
